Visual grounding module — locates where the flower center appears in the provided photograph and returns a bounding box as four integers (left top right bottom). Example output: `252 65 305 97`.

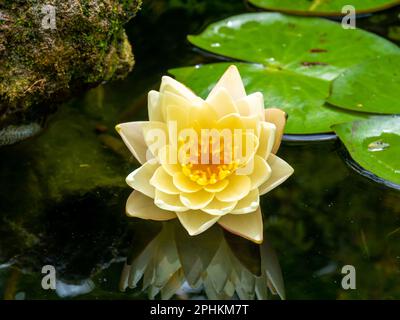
179 133 240 186
182 161 240 186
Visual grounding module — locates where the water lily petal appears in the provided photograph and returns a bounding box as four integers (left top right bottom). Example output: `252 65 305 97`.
233 132 259 172
206 87 238 119
158 145 181 176
190 102 219 131
126 191 176 221
236 92 265 120
257 122 276 160
204 179 229 192
216 113 259 136
259 154 294 195
231 188 259 214
161 91 191 134
202 198 237 216
115 121 148 164
142 121 168 158
148 90 163 122
154 189 189 212
126 162 158 198
249 155 272 190
215 174 251 202
173 172 203 193
150 166 180 194
265 108 286 154
218 208 263 244
160 76 198 101
176 210 220 236
180 189 215 210
207 65 246 101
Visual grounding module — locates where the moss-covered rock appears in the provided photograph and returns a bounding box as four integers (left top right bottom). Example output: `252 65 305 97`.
0 0 141 146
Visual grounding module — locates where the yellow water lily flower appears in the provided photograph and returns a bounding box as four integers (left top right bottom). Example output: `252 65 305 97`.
116 65 294 243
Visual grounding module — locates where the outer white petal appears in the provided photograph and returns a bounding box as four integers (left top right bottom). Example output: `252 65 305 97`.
154 189 189 212
265 108 286 154
126 162 158 198
126 190 176 221
218 207 263 244
148 90 163 122
231 188 259 214
236 92 265 120
207 65 246 101
115 121 148 164
259 154 294 195
160 76 198 101
206 87 238 119
257 122 276 160
176 210 220 236
142 121 168 159
249 155 272 190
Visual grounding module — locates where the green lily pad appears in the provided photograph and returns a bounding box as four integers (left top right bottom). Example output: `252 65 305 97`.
248 0 400 16
187 13 400 81
169 62 368 134
169 13 399 134
328 55 400 114
333 116 400 187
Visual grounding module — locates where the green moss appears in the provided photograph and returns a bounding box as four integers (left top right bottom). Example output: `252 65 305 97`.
0 0 142 145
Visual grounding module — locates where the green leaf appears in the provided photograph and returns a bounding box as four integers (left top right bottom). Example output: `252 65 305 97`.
169 13 399 134
333 116 400 187
187 13 399 81
248 0 400 16
169 62 368 134
328 55 400 114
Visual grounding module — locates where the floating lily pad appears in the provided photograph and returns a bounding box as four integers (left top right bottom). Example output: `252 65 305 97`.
187 13 400 81
169 62 368 134
248 0 400 16
170 13 399 134
328 55 400 114
333 116 400 187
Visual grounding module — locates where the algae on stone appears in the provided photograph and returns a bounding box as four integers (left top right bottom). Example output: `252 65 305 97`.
0 0 141 145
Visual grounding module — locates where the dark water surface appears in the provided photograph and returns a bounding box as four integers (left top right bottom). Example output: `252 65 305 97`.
1 1 400 299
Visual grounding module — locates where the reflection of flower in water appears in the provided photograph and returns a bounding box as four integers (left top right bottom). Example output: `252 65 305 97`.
119 221 284 300
116 66 294 243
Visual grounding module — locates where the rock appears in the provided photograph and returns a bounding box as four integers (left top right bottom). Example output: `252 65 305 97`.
0 0 141 146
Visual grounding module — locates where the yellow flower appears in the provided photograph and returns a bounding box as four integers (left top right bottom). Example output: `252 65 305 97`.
116 65 293 243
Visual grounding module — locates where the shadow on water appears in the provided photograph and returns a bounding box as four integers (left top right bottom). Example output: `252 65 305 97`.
0 0 400 299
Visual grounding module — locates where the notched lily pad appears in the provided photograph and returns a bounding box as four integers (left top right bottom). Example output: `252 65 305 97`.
328 55 400 114
170 13 398 135
248 0 400 16
334 116 400 188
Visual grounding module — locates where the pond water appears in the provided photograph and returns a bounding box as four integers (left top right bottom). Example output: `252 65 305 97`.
1 0 400 300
